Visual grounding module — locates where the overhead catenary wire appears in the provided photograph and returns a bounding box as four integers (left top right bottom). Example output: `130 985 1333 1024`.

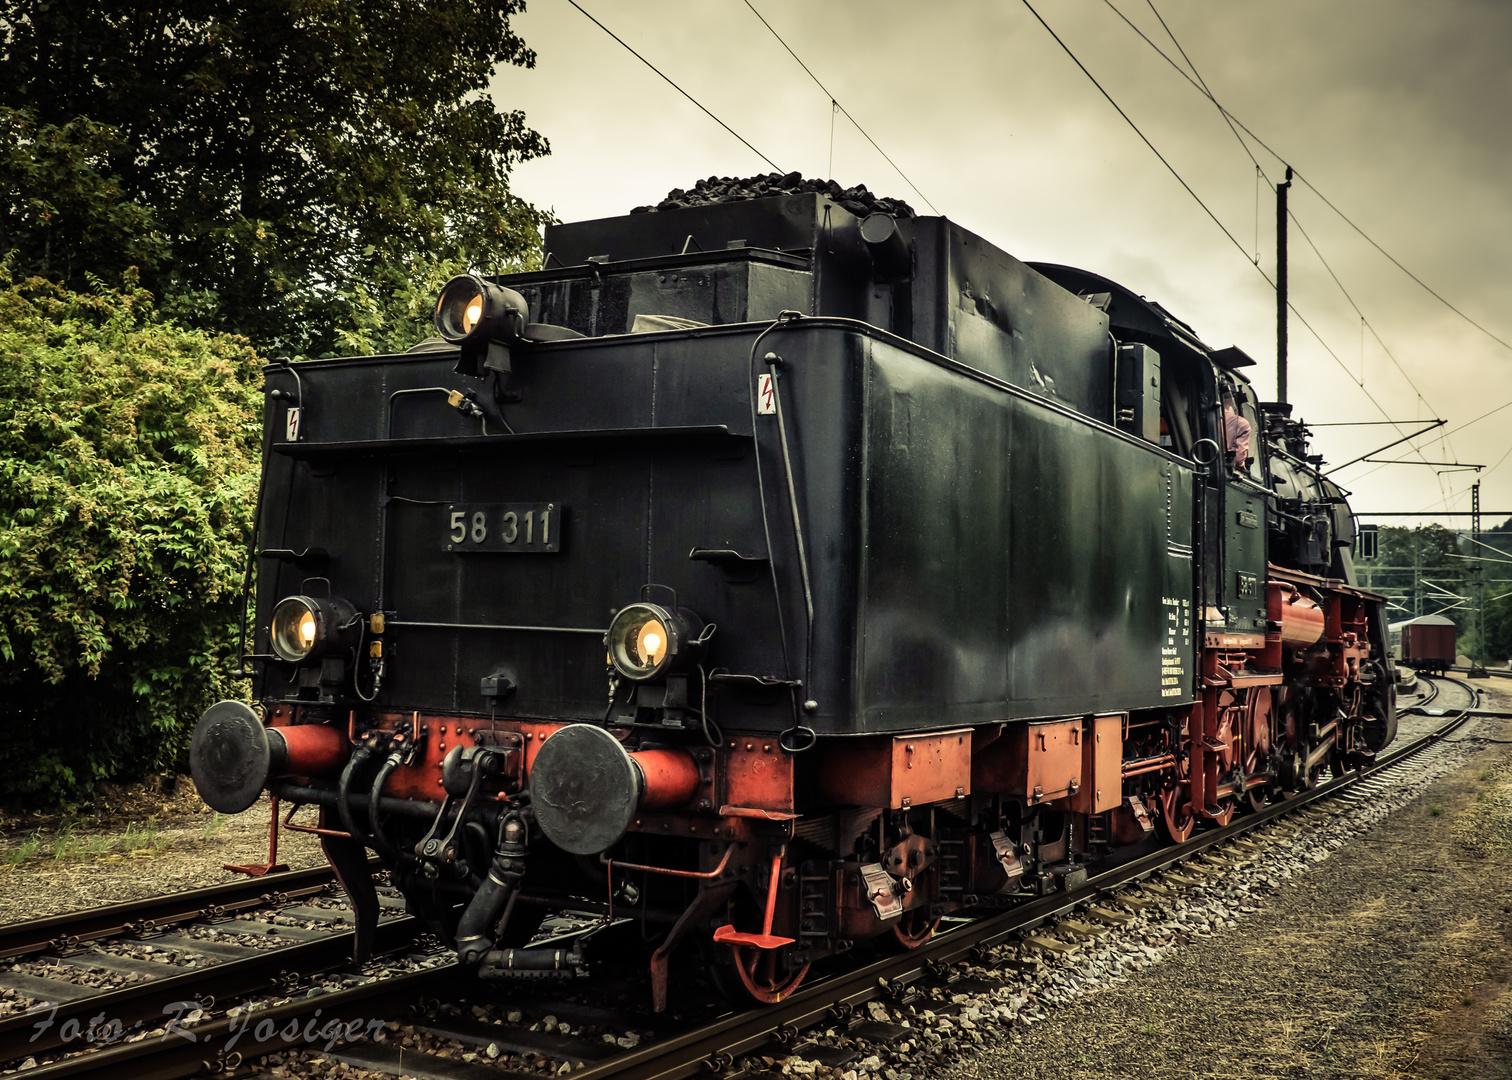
1137 0 1450 481
1018 0 1413 445
1286 208 1439 413
1017 0 1253 265
1106 6 1502 536
1101 0 1512 358
1294 176 1512 355
1144 0 1265 179
1070 0 1469 494
740 0 941 216
563 0 784 173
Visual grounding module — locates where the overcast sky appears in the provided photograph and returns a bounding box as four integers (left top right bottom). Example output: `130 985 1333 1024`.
489 0 1512 532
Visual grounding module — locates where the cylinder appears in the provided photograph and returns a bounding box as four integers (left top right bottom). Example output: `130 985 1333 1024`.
860 213 913 283
630 749 701 809
1269 582 1324 649
270 723 351 778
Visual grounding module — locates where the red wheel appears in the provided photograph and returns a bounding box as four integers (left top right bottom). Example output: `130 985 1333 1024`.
890 909 940 949
1207 799 1235 827
1242 688 1274 812
1158 785 1194 843
1240 746 1271 811
728 945 809 1004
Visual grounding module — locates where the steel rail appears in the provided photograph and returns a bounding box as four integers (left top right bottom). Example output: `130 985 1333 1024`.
10 920 618 1080
0 918 423 1064
10 959 457 1080
0 866 344 960
1451 665 1512 680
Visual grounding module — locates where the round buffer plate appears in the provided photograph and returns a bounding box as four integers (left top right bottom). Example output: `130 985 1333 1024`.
530 724 642 856
189 700 271 814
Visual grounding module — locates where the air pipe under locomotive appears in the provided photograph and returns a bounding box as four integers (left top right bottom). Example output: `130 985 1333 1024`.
192 178 1395 1007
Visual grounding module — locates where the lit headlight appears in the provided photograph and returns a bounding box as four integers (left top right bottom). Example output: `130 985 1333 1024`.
270 595 359 663
606 603 707 682
434 275 529 347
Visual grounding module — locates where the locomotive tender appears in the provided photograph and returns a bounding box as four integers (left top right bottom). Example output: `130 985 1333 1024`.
191 180 1396 1006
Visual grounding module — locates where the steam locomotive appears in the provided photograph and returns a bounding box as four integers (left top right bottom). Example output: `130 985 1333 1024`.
191 177 1395 1007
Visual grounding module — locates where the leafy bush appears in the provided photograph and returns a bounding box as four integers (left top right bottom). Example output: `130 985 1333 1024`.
0 266 262 804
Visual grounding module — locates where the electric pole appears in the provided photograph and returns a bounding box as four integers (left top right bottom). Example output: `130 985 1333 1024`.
1277 165 1292 404
1471 482 1488 677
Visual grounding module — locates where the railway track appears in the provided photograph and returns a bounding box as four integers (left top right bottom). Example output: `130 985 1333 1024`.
0 864 345 960
0 679 1497 1080
0 863 428 1067
1451 664 1512 680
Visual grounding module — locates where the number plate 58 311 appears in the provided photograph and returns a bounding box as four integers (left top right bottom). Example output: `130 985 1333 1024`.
445 503 561 553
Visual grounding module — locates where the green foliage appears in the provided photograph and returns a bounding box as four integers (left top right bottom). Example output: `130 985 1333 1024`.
0 1 553 800
0 109 169 286
1365 522 1512 664
1 0 550 357
1481 517 1512 664
1369 524 1473 628
0 267 263 804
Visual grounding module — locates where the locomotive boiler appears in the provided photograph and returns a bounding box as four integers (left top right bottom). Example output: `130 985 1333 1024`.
190 177 1396 1007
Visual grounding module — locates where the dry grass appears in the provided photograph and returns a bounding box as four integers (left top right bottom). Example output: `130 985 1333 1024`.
1451 760 1512 858
0 781 325 924
0 820 175 870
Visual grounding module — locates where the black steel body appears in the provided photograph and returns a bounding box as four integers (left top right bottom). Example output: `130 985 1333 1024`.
258 316 1196 733
255 196 1208 732
211 187 1396 1006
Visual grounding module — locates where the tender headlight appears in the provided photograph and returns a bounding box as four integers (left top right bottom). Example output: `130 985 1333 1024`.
434 274 529 347
270 595 359 663
605 603 707 682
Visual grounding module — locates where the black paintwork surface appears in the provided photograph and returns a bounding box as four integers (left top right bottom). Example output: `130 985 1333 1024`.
256 317 1198 735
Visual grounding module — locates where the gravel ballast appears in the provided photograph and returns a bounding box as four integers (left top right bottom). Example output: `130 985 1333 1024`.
937 682 1512 1080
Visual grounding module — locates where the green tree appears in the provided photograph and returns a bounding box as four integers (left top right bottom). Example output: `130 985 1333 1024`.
0 109 169 287
1475 517 1512 664
0 267 263 802
1367 524 1468 624
1484 592 1512 665
0 0 549 357
1364 520 1512 664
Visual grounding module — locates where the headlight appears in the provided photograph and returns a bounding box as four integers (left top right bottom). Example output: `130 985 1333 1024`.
434 275 528 347
605 603 707 682
270 595 359 663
